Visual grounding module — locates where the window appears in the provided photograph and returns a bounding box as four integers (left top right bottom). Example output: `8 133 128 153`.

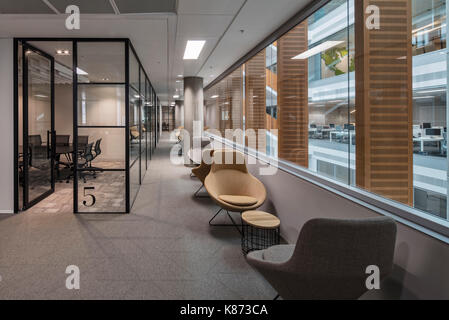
306 0 354 185
204 0 449 228
204 66 244 142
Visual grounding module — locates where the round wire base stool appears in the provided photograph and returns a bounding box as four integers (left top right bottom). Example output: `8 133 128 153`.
241 211 280 255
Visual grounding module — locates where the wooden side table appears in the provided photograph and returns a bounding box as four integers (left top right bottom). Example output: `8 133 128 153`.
241 211 280 255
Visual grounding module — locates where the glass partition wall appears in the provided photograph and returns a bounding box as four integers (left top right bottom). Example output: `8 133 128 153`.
204 0 449 229
75 41 126 213
15 39 160 214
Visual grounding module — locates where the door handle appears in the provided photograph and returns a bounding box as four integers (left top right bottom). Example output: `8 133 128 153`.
47 130 57 159
47 130 51 159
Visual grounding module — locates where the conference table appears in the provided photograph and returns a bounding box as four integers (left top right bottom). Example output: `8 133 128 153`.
18 144 75 157
56 144 94 180
19 144 83 180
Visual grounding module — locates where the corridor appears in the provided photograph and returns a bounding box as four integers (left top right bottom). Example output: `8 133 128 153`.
0 133 275 299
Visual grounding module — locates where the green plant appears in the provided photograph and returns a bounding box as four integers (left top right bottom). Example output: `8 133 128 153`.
349 56 355 72
321 46 351 75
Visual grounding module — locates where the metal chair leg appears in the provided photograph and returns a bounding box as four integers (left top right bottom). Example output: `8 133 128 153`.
226 211 242 235
209 208 242 234
209 208 223 225
194 184 209 198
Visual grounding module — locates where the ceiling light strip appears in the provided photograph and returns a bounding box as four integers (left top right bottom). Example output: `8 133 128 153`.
292 41 344 60
109 0 121 15
41 0 60 14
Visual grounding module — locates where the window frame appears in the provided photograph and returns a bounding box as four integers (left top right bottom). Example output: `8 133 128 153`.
206 131 449 244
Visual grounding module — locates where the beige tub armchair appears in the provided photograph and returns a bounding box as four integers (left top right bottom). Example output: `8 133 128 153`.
204 150 266 233
191 149 214 198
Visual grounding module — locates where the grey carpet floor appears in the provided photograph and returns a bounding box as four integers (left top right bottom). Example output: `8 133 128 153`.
0 133 276 300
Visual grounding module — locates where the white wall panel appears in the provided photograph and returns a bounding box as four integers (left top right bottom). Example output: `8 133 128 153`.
0 38 14 213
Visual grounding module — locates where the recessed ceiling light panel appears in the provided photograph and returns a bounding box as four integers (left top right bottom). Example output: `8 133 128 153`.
56 49 70 56
183 40 206 60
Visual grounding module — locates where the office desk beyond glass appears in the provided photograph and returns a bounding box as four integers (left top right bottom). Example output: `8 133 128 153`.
413 136 444 153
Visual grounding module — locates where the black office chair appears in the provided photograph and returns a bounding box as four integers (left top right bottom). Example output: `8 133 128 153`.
312 126 323 139
78 135 89 151
442 132 447 156
78 142 94 183
56 135 70 146
82 143 94 165
18 152 25 186
55 135 71 174
28 134 42 147
322 126 330 140
93 138 102 158
91 139 103 178
28 134 45 165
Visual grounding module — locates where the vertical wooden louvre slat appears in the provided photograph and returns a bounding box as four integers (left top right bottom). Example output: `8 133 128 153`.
230 67 243 131
277 22 309 167
355 0 413 205
245 50 267 151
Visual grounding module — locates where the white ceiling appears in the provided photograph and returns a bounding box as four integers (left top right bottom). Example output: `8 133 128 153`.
0 0 177 14
0 0 313 104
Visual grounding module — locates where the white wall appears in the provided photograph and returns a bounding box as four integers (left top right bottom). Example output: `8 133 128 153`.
0 38 14 213
54 84 73 137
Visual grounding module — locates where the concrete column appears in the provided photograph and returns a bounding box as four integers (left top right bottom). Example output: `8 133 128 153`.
183 76 204 149
175 100 184 128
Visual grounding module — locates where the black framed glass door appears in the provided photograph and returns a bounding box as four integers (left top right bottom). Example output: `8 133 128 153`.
21 43 55 209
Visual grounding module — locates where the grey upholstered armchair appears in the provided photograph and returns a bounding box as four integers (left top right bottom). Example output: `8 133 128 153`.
246 217 397 300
